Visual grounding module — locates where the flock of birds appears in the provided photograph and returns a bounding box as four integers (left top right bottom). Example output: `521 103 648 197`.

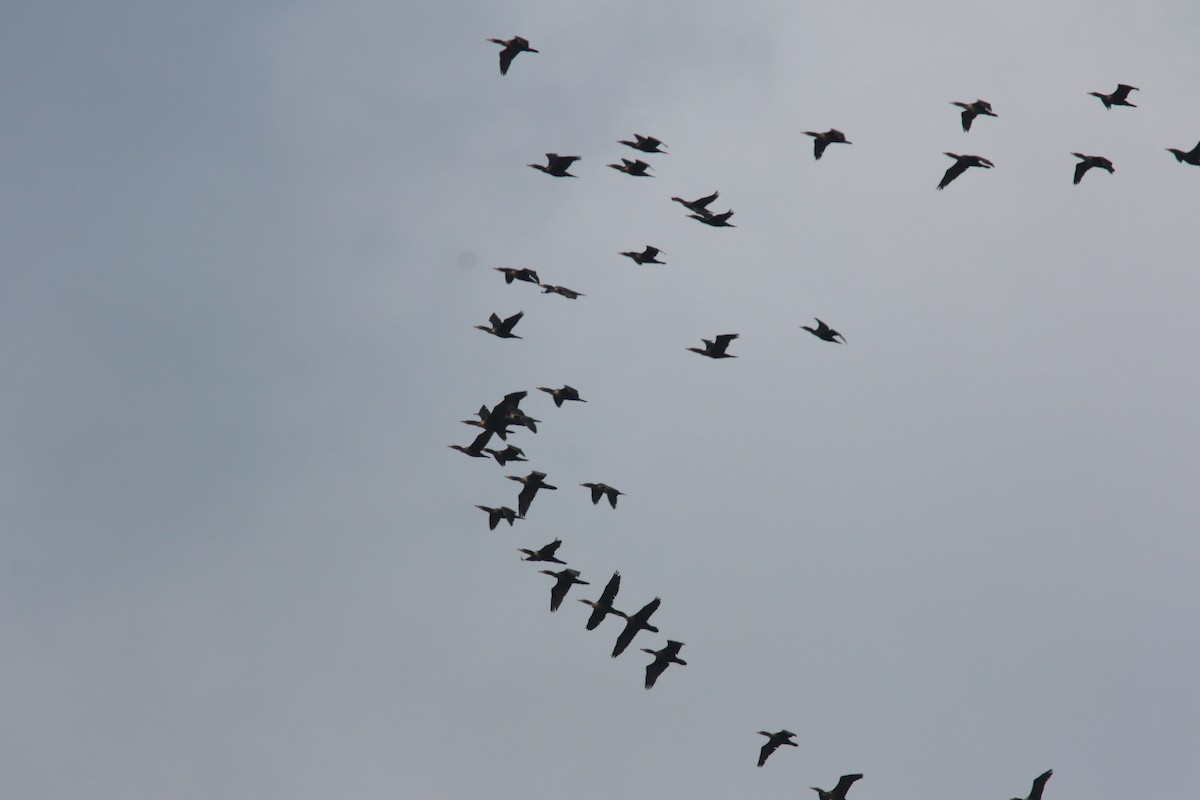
465 32 1197 792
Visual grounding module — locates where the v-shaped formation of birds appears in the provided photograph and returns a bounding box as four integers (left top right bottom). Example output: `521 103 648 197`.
469 33 1197 793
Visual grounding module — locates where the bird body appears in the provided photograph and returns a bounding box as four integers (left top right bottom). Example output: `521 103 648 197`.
804 128 851 159
642 640 686 688
579 572 625 630
812 774 864 800
608 158 653 177
688 209 735 227
518 538 566 564
688 333 739 358
671 190 719 217
540 284 585 299
494 266 540 285
757 729 798 767
1166 141 1200 165
475 311 525 339
448 428 493 458
483 444 527 466
487 36 537 75
619 134 667 154
612 598 661 657
620 246 665 265
951 99 997 132
1089 83 1137 108
580 482 624 508
801 317 845 343
938 152 994 189
538 385 586 407
476 505 519 530
1072 153 1115 184
540 568 588 612
529 153 581 177
508 470 558 517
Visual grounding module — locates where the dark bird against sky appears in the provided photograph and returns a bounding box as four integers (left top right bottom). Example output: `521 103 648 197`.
487 36 537 75
951 99 997 132
804 128 851 159
528 153 581 177
1072 153 1115 184
641 640 686 689
688 333 739 358
1089 83 1138 108
756 729 798 767
937 152 995 190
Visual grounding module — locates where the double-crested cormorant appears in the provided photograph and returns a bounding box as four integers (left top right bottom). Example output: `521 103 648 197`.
448 429 492 458
951 99 997 132
1072 153 1115 184
612 597 660 657
938 153 994 190
688 333 739 358
578 571 625 630
688 209 735 227
476 504 519 530
538 385 586 407
529 153 581 177
1089 84 1138 108
801 318 846 343
475 311 524 339
671 190 719 217
757 729 798 767
581 482 624 508
494 266 540 285
483 444 527 466
1166 141 1200 166
508 470 558 517
804 128 851 159
609 158 653 177
540 568 589 612
487 36 538 75
518 538 566 564
813 774 864 800
620 246 665 265
1011 770 1053 800
642 640 686 688
619 134 667 154
540 284 585 299
466 391 533 441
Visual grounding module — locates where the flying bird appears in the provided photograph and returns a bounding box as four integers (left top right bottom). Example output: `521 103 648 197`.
671 190 719 217
540 568 589 612
608 158 653 177
476 504 519 530
757 729 798 767
528 153 581 177
581 482 624 509
1089 83 1138 108
1011 770 1053 800
642 640 687 689
487 36 538 75
447 429 493 458
1072 153 1115 184
508 470 558 517
483 444 527 466
619 134 667 154
813 774 864 800
518 538 566 564
612 597 661 657
578 572 625 630
688 333 739 359
467 391 532 441
475 311 524 339
937 152 994 190
494 267 540 285
801 318 846 343
538 385 586 407
951 99 997 132
620 246 665 265
804 128 851 159
540 284 585 299
1166 140 1200 166
688 209 735 227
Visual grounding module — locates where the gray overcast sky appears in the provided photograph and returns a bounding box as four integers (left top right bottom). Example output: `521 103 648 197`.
2 2 1198 798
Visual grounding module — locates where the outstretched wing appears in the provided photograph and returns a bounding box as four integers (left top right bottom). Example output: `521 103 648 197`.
713 333 739 354
834 774 864 798
938 159 969 190
645 654 668 689
1028 770 1053 800
758 740 778 767
498 46 516 75
1073 160 1089 185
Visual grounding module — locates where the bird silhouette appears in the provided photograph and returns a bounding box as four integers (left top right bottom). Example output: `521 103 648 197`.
487 36 538 75
580 482 624 508
475 311 524 339
812 774 864 800
578 572 625 630
508 470 558 517
528 153 581 177
804 128 851 159
538 385 586 407
757 729 798 767
1166 141 1200 166
518 538 566 564
540 568 589 612
671 190 719 217
612 597 660 657
608 158 653 177
619 134 667 154
620 246 665 265
688 333 739 358
1072 153 1115 184
483 444 527 466
938 153 994 190
494 267 540 285
447 429 493 458
951 99 997 132
688 209 735 227
1089 83 1137 108
801 318 846 343
476 505 519 530
642 640 687 688
540 284 585 299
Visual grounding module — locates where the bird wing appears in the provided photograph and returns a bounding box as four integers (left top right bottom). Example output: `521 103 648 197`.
612 619 637 657
713 333 738 353
1113 84 1137 101
643 246 660 258
467 428 493 454
502 311 524 330
549 573 571 611
961 108 977 131
1073 161 1089 184
938 159 969 190
517 483 536 516
541 539 563 558
488 312 502 327
1028 770 1053 800
644 654 668 689
498 46 516 75
606 487 620 508
589 484 603 504
599 572 621 605
834 774 865 797
695 190 719 208
813 138 828 160
758 740 778 767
